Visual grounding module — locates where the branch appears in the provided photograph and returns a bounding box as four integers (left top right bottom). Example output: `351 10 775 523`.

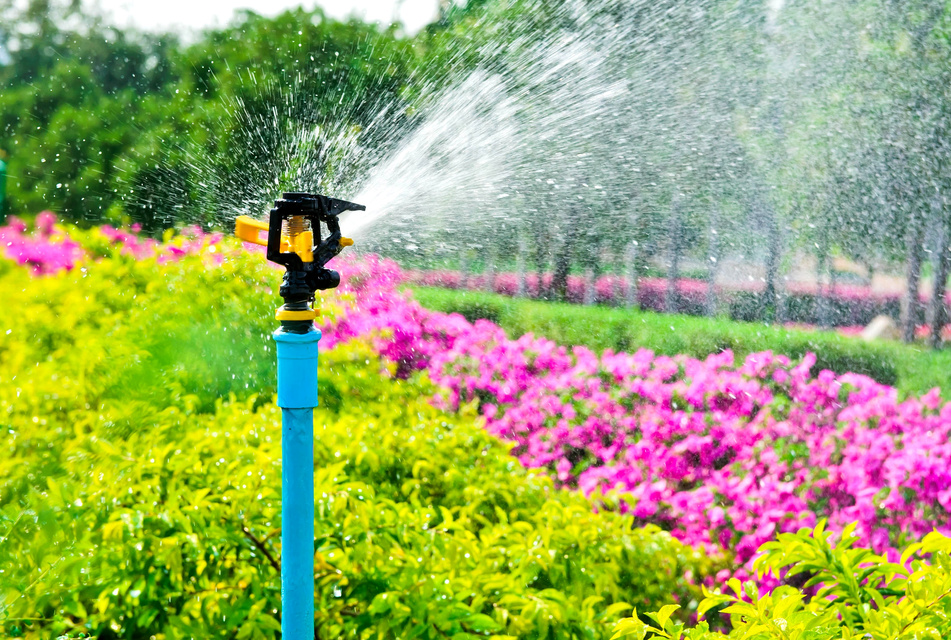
241 525 282 575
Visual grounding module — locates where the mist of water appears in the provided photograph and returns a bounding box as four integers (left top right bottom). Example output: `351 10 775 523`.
344 70 520 242
131 0 951 299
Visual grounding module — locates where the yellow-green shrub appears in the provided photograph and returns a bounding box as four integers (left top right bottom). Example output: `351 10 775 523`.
613 523 951 640
0 248 709 639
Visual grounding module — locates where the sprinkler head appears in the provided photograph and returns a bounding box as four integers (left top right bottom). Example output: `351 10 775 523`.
235 192 365 326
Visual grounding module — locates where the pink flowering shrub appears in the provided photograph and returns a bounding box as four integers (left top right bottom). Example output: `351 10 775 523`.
428 331 951 580
0 214 222 271
328 255 951 582
321 256 474 377
0 213 84 274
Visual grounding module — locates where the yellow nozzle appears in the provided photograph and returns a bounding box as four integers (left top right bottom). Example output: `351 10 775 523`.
340 237 354 247
294 231 314 263
276 306 318 321
235 216 268 246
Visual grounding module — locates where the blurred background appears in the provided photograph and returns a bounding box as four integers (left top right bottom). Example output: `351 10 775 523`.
3 0 951 340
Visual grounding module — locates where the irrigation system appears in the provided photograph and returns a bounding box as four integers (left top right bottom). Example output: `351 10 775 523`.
235 192 365 639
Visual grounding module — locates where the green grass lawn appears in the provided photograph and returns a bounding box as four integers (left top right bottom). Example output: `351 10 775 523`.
408 286 951 397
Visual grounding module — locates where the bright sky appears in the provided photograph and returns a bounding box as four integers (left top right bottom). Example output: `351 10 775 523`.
89 0 441 35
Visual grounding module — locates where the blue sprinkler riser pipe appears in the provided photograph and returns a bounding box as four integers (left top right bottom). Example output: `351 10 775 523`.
274 327 321 640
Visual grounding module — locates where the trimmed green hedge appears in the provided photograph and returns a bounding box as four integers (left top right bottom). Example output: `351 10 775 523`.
408 286 951 396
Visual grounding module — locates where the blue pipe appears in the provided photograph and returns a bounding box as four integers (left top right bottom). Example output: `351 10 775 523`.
273 326 321 640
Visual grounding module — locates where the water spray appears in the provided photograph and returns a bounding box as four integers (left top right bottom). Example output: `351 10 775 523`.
235 191 365 639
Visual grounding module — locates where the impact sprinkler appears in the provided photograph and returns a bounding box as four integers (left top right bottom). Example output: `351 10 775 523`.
234 192 365 639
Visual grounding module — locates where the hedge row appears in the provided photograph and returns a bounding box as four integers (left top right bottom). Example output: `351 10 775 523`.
408 286 951 396
403 270 925 327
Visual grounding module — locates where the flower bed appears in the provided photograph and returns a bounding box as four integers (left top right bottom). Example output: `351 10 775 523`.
0 241 702 639
5 216 949 584
331 256 951 582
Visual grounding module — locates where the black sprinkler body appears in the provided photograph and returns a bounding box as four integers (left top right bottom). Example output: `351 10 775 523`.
235 192 365 330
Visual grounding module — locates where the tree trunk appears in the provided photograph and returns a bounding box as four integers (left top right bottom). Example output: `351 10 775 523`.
551 232 573 302
483 246 496 293
516 237 528 298
460 252 470 291
763 201 783 323
816 250 832 328
583 247 607 306
625 240 639 308
901 212 926 343
612 251 623 306
583 268 596 305
533 240 549 300
666 197 683 313
706 204 721 317
826 268 839 327
929 215 951 349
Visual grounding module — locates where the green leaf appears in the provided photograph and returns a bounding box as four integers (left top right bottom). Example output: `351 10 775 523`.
611 613 648 640
654 604 680 630
463 613 502 633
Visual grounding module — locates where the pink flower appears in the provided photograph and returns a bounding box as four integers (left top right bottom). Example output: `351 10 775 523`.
6 216 27 233
35 211 57 236
0 216 219 274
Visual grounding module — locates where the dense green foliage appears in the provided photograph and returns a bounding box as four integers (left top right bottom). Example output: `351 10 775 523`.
0 1 418 228
614 523 951 639
0 244 708 639
409 286 951 395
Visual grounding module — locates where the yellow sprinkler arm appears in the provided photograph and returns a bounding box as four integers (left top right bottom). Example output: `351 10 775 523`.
235 215 268 246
